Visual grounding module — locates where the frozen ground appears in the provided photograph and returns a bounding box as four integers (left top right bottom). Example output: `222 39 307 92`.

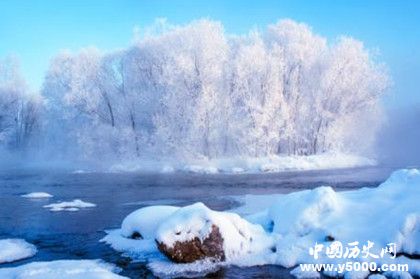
0 239 37 264
108 153 376 174
0 259 126 278
103 169 420 278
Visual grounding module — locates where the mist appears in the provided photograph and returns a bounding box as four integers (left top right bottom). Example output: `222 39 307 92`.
376 104 420 168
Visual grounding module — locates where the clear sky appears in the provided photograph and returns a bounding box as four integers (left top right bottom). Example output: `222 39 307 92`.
1 0 419 108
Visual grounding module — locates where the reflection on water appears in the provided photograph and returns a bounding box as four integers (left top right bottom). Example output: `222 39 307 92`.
0 167 393 278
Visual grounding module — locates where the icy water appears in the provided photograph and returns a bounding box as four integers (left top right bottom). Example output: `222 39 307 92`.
0 166 394 278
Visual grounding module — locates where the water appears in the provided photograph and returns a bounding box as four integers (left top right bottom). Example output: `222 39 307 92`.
0 166 394 278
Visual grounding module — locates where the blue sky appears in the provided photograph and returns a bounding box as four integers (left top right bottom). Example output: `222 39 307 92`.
1 0 419 108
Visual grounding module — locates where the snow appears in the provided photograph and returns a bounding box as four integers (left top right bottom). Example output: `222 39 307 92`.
199 153 376 173
290 266 320 279
43 199 96 211
368 275 387 279
231 167 245 173
161 165 175 173
0 239 37 264
101 206 179 260
102 169 420 278
147 259 224 278
0 259 127 278
121 206 179 239
21 192 53 198
183 165 219 174
108 153 375 174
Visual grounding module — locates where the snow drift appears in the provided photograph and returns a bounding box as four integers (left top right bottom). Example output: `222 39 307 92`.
102 169 420 278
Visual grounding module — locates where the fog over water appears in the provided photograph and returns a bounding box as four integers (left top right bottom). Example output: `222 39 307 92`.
376 104 420 168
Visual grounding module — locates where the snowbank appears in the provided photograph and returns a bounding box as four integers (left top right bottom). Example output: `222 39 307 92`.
0 239 37 264
108 153 375 174
43 199 96 211
21 192 53 198
102 169 419 278
0 259 127 278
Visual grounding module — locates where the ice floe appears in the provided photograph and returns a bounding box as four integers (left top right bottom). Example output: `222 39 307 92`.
43 199 96 211
0 259 127 278
21 192 53 198
0 239 37 264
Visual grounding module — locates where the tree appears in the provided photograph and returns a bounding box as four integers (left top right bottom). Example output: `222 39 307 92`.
0 56 41 151
40 19 389 163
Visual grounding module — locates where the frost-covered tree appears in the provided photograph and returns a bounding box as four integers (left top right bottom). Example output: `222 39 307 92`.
41 19 389 162
228 32 288 156
313 37 388 154
152 20 228 159
0 57 41 151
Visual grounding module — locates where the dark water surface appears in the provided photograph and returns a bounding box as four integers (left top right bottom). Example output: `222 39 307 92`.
0 166 394 278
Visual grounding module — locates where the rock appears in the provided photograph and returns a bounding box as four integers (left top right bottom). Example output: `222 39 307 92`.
156 224 225 263
130 231 142 239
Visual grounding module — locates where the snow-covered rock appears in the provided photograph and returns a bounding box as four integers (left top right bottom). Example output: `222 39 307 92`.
21 192 53 198
157 223 225 263
100 206 180 260
155 202 273 262
43 199 96 211
0 259 127 278
103 169 420 278
0 239 37 264
121 206 179 239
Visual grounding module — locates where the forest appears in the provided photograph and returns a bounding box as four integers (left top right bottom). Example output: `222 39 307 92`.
0 19 389 165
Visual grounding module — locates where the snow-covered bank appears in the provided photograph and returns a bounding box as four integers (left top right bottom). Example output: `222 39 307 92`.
0 259 127 278
108 153 375 174
102 169 420 278
0 239 37 264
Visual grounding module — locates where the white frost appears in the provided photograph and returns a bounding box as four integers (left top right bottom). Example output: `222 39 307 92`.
0 239 37 264
43 199 96 211
0 259 127 278
21 192 53 198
